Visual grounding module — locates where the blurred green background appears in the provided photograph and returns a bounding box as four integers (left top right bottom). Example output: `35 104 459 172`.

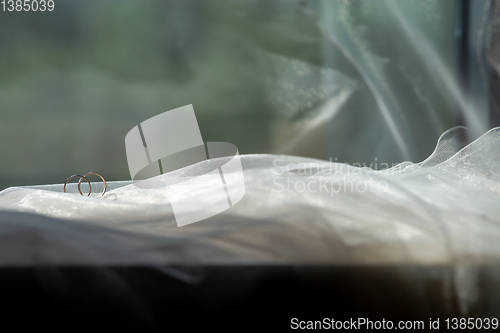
0 0 461 189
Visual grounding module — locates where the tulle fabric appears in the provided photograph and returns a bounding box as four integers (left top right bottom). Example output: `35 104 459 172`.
0 126 498 267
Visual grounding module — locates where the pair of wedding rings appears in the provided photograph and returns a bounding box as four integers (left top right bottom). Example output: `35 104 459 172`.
63 172 107 198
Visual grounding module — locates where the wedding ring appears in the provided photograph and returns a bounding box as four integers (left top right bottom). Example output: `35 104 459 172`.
78 172 107 198
64 175 91 196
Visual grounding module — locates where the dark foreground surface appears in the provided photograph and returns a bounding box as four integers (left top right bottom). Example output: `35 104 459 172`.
0 265 496 332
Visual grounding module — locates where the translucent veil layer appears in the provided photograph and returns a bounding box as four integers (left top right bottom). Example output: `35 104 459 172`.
0 126 497 267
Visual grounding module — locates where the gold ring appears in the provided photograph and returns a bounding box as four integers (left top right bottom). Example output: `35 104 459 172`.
64 175 91 196
78 172 107 198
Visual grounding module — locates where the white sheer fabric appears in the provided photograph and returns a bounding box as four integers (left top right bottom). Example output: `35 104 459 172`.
0 126 498 267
